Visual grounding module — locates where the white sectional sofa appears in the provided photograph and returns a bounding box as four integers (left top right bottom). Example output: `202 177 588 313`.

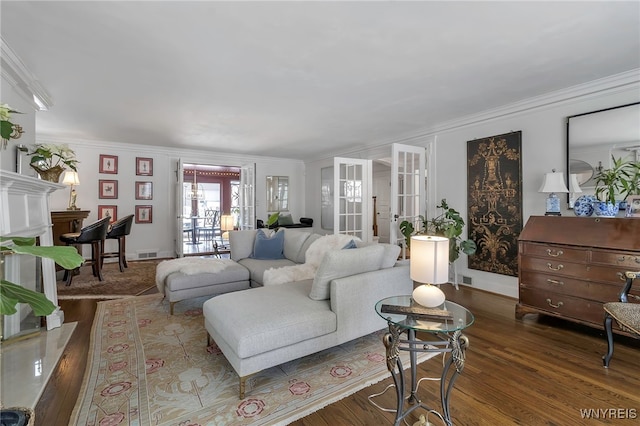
202 228 412 399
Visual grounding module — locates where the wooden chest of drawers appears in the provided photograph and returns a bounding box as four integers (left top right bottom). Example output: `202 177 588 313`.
516 216 640 335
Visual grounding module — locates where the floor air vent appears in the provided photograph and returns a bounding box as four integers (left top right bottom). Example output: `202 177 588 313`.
137 251 158 259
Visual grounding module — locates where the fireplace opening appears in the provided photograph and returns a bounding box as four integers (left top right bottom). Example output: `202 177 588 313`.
1 252 43 341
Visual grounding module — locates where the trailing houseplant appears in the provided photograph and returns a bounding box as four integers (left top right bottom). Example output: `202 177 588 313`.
422 199 477 263
0 236 83 316
593 156 640 216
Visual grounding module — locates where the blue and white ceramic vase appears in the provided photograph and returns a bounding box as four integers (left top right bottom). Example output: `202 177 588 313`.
594 201 619 218
573 195 596 217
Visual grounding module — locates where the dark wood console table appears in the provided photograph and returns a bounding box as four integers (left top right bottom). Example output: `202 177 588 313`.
516 216 640 337
51 210 91 245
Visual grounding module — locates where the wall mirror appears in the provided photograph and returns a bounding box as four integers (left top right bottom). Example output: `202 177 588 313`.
266 176 289 212
567 102 640 201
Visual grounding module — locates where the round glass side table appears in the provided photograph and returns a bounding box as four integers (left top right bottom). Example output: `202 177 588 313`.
375 295 475 426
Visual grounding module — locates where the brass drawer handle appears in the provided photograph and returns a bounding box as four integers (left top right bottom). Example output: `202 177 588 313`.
546 298 564 309
617 272 627 281
546 263 564 271
547 249 563 257
630 294 640 301
618 255 640 264
546 278 564 285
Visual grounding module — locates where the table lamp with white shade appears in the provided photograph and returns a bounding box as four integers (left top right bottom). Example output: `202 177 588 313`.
221 214 235 240
62 170 80 210
568 173 583 209
410 235 450 308
538 169 569 216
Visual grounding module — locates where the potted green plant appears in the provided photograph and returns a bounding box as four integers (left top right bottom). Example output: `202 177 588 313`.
398 220 415 249
423 199 477 263
1 236 83 316
0 103 25 149
593 156 640 217
28 143 79 182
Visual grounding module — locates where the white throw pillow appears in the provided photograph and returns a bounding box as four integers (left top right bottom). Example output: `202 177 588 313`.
309 245 385 301
379 243 401 268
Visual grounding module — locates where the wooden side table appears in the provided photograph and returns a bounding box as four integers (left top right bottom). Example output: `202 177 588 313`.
51 210 90 245
51 210 90 271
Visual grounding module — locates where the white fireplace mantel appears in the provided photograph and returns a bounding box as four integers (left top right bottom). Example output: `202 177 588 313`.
1 169 65 329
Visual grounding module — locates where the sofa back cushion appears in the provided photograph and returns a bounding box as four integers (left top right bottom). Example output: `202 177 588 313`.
283 229 312 262
229 230 259 261
251 229 285 259
309 244 385 301
297 234 321 263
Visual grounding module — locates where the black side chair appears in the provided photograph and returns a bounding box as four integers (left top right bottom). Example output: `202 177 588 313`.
101 214 134 272
60 216 111 286
602 270 640 367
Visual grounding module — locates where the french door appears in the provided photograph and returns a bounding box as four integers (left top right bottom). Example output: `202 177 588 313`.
175 159 185 257
175 160 255 256
333 157 373 242
239 163 256 230
390 143 426 259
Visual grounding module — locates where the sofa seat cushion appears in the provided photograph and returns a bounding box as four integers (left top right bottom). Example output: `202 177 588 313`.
164 261 250 292
238 257 296 285
203 280 336 358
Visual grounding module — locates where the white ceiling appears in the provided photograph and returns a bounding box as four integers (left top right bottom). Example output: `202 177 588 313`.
1 1 639 161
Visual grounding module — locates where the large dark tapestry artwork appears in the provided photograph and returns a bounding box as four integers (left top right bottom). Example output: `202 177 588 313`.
467 131 522 276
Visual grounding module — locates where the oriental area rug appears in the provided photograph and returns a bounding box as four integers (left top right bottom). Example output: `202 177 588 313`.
70 294 437 425
56 260 160 299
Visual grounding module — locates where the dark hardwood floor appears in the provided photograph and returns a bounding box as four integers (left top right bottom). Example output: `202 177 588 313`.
36 286 639 425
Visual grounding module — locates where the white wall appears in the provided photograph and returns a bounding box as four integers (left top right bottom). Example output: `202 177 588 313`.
6 136 305 260
305 75 640 297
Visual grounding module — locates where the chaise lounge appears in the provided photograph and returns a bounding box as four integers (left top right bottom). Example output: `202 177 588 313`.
201 228 412 398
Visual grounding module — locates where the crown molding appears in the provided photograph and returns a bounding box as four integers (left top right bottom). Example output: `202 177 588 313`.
404 69 640 139
305 70 640 164
1 37 53 110
36 135 305 166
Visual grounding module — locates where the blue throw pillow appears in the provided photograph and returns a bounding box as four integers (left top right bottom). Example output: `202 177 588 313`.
342 239 358 249
251 229 285 259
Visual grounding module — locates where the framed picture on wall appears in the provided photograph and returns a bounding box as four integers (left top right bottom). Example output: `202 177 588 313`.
135 181 153 200
98 205 118 222
136 157 153 176
99 154 118 174
626 195 640 218
135 205 153 223
98 179 118 199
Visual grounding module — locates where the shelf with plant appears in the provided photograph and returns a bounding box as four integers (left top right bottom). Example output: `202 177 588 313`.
0 103 25 150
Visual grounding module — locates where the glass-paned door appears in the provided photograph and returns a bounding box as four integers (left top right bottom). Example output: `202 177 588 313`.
175 159 185 257
390 144 426 259
239 163 256 230
333 157 372 242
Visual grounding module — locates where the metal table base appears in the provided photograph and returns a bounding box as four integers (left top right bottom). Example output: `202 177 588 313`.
383 324 469 426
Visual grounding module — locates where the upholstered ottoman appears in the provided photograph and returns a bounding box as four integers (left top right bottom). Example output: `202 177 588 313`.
156 258 251 314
